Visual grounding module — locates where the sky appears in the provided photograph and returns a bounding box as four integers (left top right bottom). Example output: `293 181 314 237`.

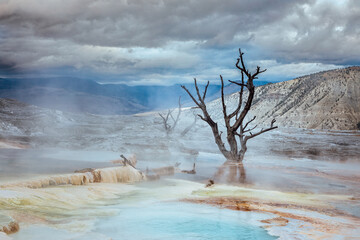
0 0 359 85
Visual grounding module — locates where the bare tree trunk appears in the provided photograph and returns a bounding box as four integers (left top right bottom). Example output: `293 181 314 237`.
181 49 278 163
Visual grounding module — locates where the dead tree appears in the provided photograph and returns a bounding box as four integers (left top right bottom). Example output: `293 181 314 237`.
120 154 136 168
181 112 198 137
158 96 182 136
181 163 196 174
181 49 277 163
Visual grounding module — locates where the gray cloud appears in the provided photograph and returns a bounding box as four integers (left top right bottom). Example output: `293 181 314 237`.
0 0 309 47
253 0 360 64
0 0 358 84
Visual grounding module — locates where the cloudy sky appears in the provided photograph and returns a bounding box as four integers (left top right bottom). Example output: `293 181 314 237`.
0 0 359 85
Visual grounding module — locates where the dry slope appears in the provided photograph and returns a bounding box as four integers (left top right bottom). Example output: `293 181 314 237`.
209 66 360 130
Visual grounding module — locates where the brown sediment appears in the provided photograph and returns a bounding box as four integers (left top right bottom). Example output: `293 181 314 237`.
260 217 289 226
11 212 48 225
74 168 95 173
246 162 360 185
151 166 175 176
0 139 29 149
313 169 360 183
144 166 176 181
0 221 19 234
183 197 360 238
91 170 102 183
350 197 360 201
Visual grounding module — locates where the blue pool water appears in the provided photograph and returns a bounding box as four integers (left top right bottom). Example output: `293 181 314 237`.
10 180 277 240
94 202 277 240
12 201 277 240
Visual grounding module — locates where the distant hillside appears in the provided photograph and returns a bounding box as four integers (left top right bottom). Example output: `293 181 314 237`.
0 77 146 115
0 77 271 115
0 77 222 114
0 98 73 136
208 67 360 130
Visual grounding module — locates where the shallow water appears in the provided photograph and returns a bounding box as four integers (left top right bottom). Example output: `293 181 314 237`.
12 204 275 240
0 148 115 182
8 180 276 240
1 128 359 239
94 202 276 240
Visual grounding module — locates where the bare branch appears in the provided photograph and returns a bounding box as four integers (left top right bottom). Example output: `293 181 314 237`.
170 113 176 122
235 48 250 77
158 112 170 132
228 80 247 88
229 71 245 120
171 96 182 130
203 81 210 101
253 66 267 79
181 84 201 108
197 114 206 122
244 125 278 142
271 118 276 127
158 112 166 121
120 154 136 169
220 75 228 122
243 125 257 133
194 78 205 104
242 116 256 131
232 72 255 131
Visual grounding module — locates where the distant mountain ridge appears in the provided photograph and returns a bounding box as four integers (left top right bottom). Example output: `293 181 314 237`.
0 77 219 114
208 66 360 130
0 66 358 134
1 66 359 130
0 77 270 115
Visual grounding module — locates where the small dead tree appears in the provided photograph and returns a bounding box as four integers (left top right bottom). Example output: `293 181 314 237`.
181 49 278 163
180 112 198 137
158 96 182 136
159 97 198 137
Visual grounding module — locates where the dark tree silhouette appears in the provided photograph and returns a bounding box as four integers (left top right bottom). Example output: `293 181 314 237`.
181 49 278 163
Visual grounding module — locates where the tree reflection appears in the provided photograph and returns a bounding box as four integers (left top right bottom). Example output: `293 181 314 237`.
213 161 247 184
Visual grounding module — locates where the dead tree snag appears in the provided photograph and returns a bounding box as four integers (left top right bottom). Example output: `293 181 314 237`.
158 96 182 136
181 49 278 162
181 112 198 137
181 163 196 174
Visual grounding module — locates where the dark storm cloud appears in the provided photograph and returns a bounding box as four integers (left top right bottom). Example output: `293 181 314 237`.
0 0 306 47
0 0 358 84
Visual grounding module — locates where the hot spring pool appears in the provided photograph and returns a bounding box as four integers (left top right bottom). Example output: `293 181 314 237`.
12 202 276 240
94 202 277 240
9 180 277 240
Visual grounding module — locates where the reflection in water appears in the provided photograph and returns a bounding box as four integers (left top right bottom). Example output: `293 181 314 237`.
213 161 247 184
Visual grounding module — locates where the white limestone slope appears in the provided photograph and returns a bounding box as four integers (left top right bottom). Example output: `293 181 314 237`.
207 66 360 130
